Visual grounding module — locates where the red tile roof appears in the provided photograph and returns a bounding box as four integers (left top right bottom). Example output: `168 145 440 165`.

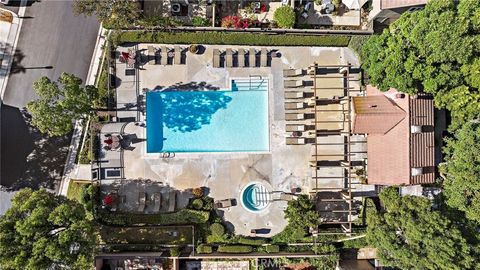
352 95 406 134
381 0 427 9
361 86 435 185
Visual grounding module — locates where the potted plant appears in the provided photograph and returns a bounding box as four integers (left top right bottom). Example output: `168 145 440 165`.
189 44 199 54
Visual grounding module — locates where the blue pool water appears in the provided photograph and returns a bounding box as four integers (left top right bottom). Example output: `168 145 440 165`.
241 183 270 212
146 82 269 153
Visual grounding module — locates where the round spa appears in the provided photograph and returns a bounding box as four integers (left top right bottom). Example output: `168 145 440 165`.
240 182 271 213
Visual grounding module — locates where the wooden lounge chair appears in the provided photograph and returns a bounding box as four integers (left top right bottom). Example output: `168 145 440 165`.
167 190 176 212
213 49 220 68
174 46 182 65
147 46 155 65
286 124 306 132
284 80 304 88
138 192 146 212
160 46 168 65
286 137 306 145
225 48 233 68
285 102 306 110
214 198 235 209
260 48 268 67
285 91 305 99
285 113 305 120
153 192 161 212
283 69 303 77
238 49 245 67
272 192 296 201
249 48 256 67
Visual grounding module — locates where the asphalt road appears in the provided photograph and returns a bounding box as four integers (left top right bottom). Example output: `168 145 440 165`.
0 0 99 190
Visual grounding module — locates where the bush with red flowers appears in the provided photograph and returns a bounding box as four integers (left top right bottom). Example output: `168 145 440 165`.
221 15 253 29
260 3 268 13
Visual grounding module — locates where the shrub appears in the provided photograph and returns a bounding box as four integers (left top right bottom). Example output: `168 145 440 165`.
191 198 204 210
114 31 351 47
189 44 199 54
312 244 336 254
273 6 296 28
192 187 204 198
265 245 280 253
217 245 253 253
191 16 210 27
196 244 213 254
237 237 267 246
170 247 181 257
210 223 225 236
97 209 210 226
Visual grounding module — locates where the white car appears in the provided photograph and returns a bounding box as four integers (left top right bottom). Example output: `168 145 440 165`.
0 0 9 5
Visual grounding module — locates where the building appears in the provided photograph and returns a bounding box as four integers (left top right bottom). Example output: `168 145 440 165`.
352 85 435 185
368 0 427 25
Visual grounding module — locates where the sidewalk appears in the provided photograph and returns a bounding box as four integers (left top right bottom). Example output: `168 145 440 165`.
0 8 21 100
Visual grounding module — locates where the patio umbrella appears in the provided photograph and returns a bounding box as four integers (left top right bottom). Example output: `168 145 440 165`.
103 194 114 205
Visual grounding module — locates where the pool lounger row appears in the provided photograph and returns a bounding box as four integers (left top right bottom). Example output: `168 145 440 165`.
147 45 185 65
283 68 304 77
213 48 269 68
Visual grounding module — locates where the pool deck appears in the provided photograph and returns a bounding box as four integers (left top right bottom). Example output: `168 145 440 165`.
109 44 363 237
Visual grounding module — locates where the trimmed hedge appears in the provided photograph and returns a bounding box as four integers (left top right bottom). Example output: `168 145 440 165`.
113 31 350 47
196 244 213 254
97 209 210 226
210 223 225 236
217 245 254 254
265 245 280 253
237 237 267 246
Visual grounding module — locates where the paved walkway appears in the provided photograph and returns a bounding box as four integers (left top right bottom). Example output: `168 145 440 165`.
0 6 21 100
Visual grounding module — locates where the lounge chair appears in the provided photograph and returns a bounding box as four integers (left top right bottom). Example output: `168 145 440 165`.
167 190 176 212
285 91 305 99
286 137 306 145
226 48 233 68
147 45 155 65
138 192 146 212
174 46 182 65
153 192 161 212
285 113 305 120
285 102 306 110
272 192 296 201
160 46 168 65
238 49 245 67
249 48 256 67
284 80 304 88
214 198 235 209
286 124 306 132
213 49 220 68
283 69 303 77
260 48 268 67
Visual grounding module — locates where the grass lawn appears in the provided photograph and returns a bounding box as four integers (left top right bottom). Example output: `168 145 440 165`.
66 180 90 202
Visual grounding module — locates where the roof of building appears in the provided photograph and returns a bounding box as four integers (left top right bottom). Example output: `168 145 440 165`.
359 86 435 185
381 0 428 9
352 95 406 134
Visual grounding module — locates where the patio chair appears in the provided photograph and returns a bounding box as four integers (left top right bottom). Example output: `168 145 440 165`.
147 45 155 65
249 48 256 67
174 46 182 65
272 192 296 201
160 46 168 65
214 198 234 209
286 137 306 145
284 80 304 88
286 124 306 132
285 102 306 110
237 49 245 67
226 48 233 68
153 192 161 212
283 68 304 77
285 112 305 120
260 48 268 67
213 49 220 68
167 190 176 212
138 192 146 212
285 91 305 99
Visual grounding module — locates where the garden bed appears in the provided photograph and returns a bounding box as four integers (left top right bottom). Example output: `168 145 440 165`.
96 208 210 226
98 225 194 246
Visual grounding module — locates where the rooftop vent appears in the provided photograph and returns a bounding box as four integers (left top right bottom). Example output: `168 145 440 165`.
411 167 424 176
411 125 422 134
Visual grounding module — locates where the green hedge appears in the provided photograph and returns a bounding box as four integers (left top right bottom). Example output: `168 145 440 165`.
196 244 213 254
113 31 350 47
217 245 254 254
237 237 267 246
265 245 280 253
97 209 210 226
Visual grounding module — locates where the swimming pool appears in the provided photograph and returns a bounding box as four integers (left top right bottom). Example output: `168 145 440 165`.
146 80 269 153
240 183 271 212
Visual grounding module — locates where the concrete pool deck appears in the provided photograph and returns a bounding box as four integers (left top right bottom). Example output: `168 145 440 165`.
111 44 362 237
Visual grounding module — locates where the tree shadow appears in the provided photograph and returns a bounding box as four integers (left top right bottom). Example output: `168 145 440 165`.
161 81 221 92
1 105 71 191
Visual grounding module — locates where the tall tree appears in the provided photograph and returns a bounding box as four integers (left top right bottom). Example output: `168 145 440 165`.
361 0 480 130
441 121 480 223
367 187 479 270
0 189 95 270
73 0 141 29
26 72 98 136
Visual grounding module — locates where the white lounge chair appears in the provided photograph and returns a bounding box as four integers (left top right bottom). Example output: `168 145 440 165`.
286 137 306 145
153 192 161 212
174 46 182 65
285 102 306 110
285 91 305 99
249 48 256 67
160 46 168 65
213 49 220 68
285 113 305 120
238 49 245 67
226 48 233 68
147 46 155 65
283 69 303 77
286 124 306 132
260 48 268 67
284 80 304 88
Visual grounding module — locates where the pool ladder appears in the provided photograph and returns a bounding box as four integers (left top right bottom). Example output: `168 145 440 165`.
162 152 175 158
